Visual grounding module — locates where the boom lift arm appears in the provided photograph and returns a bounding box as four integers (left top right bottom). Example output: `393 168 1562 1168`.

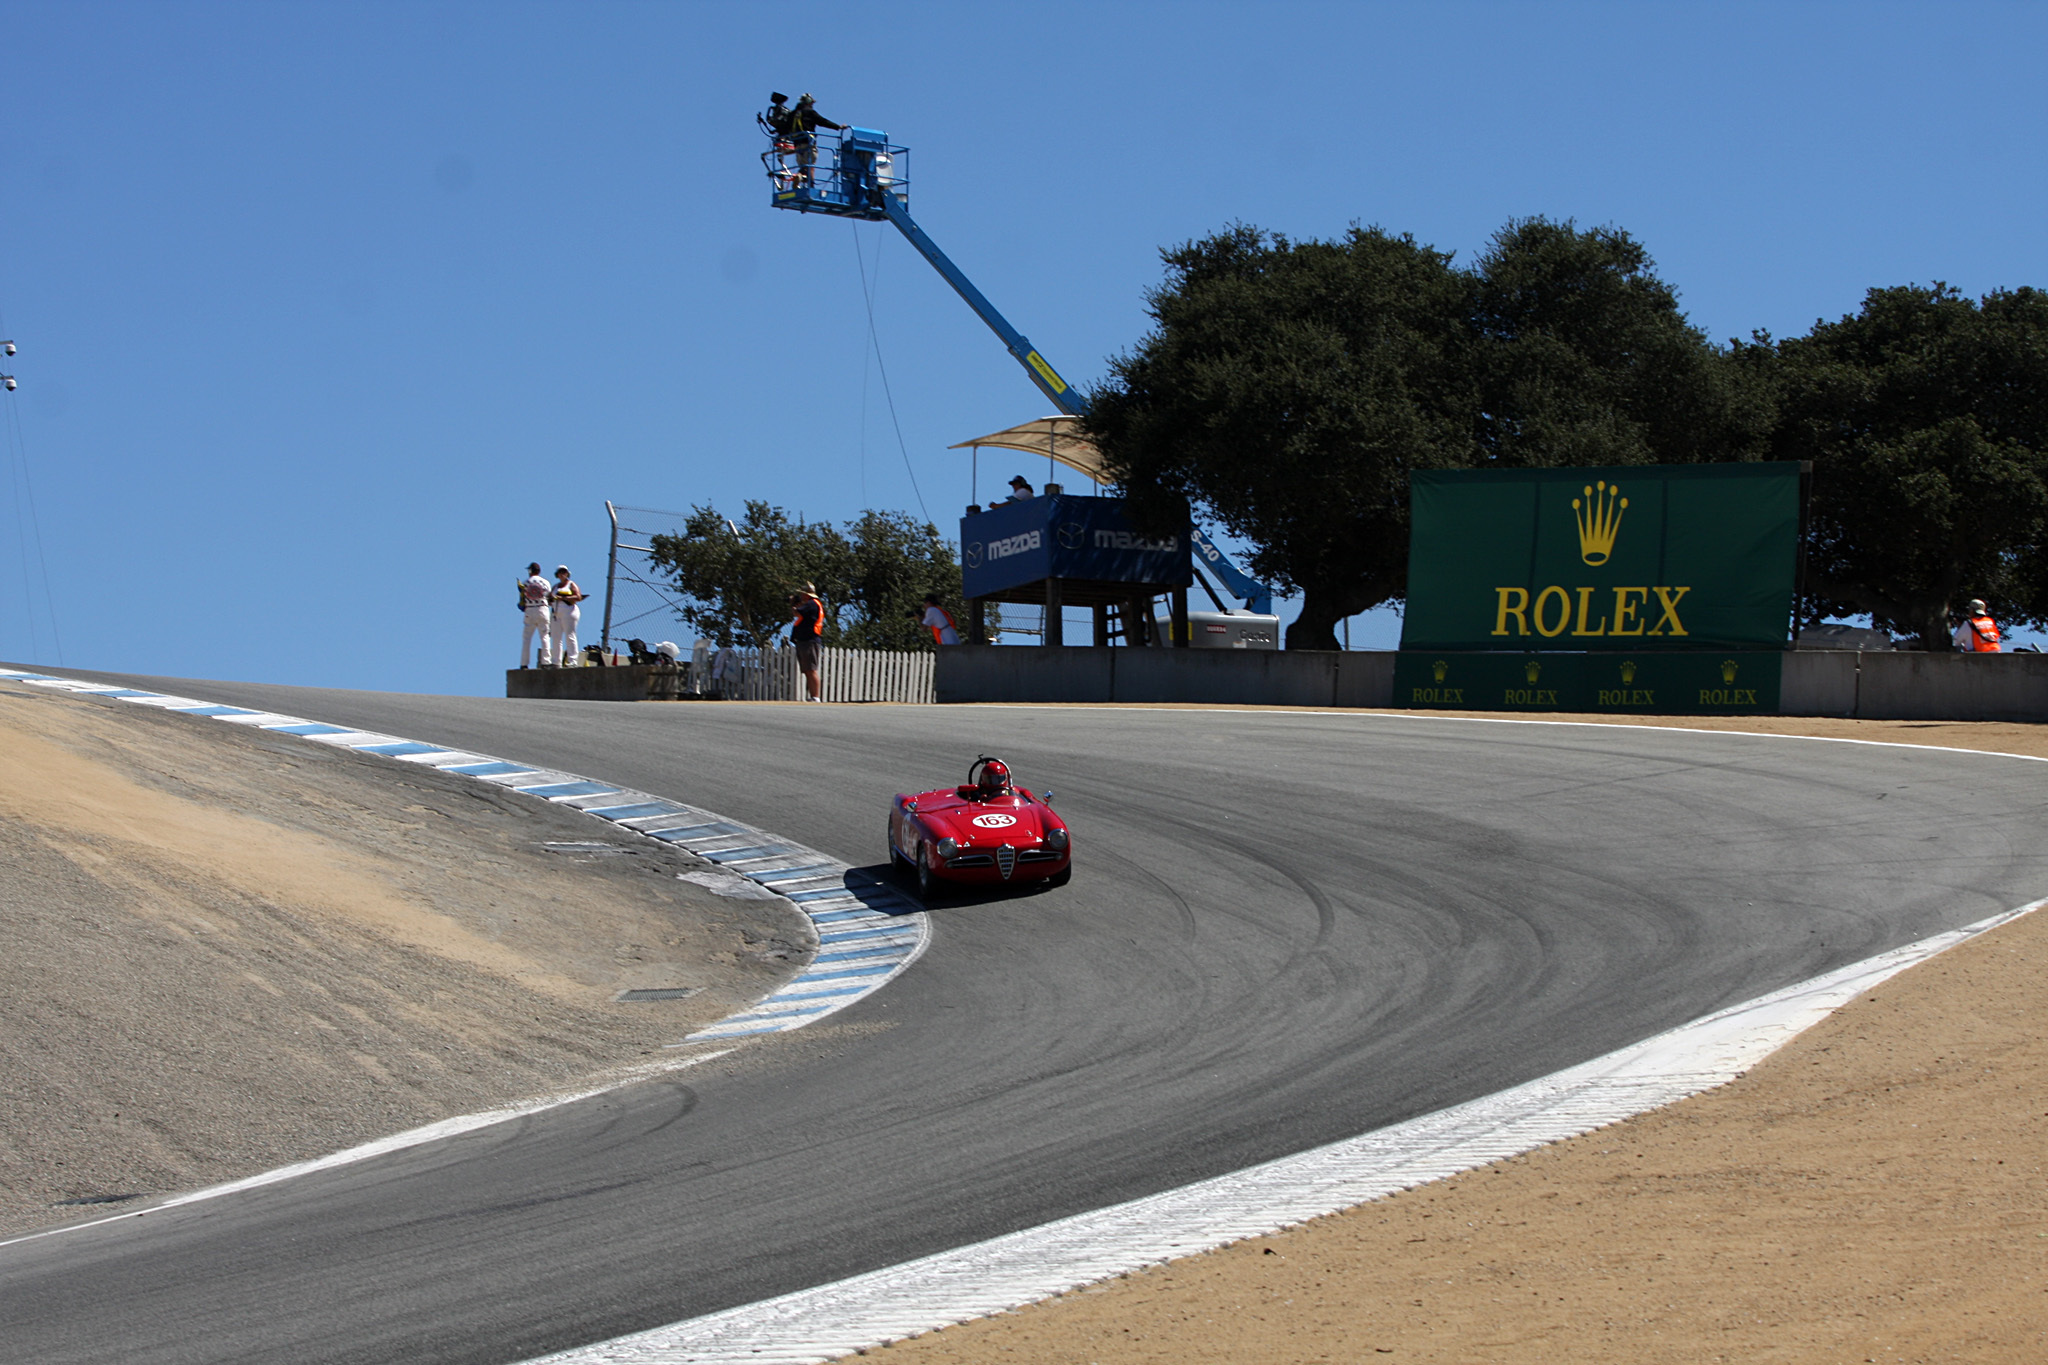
874 193 1083 417
763 119 1274 613
1189 526 1275 617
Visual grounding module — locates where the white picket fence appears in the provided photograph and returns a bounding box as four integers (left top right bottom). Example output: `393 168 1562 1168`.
719 645 935 704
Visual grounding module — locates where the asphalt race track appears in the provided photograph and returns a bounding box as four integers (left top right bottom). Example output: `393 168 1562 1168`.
4 671 2045 1364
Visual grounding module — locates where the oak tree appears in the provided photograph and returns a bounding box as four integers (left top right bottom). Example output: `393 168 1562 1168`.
649 503 969 650
1086 218 1768 648
1086 223 1479 649
1771 283 2048 649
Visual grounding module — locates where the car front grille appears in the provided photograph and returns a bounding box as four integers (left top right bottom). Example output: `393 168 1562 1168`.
996 844 1017 880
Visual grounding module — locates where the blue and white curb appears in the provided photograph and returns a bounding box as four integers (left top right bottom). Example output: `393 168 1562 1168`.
0 668 927 1043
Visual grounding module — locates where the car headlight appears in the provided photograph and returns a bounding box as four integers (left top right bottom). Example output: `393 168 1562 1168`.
1044 827 1068 851
935 837 958 858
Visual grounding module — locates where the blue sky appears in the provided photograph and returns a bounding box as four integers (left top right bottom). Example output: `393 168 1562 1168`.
2 1 2042 693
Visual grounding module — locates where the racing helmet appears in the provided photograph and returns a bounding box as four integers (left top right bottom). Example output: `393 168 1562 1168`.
974 757 1012 798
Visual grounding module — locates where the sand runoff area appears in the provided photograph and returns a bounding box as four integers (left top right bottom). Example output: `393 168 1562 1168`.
4 687 2045 1360
0 683 815 1238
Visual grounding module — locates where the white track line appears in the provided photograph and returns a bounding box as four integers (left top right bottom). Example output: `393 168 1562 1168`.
520 901 2045 1364
0 1050 730 1250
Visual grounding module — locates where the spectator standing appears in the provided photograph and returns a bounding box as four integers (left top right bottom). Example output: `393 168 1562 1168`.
920 593 961 645
1953 598 2003 652
551 566 587 666
710 643 740 697
790 585 826 701
518 562 554 667
1008 475 1035 502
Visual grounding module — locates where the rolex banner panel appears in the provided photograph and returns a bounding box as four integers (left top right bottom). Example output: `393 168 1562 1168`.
1401 463 1802 652
1394 651 1784 715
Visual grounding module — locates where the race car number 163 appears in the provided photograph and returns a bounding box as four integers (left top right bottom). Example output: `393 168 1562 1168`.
971 813 1018 828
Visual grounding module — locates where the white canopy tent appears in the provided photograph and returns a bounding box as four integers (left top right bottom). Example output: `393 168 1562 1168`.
949 415 1108 503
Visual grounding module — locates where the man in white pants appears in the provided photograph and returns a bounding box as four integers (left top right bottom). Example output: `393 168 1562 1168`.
519 562 554 667
550 565 586 666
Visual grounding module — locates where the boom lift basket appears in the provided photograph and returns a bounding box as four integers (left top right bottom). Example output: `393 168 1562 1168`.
764 126 909 219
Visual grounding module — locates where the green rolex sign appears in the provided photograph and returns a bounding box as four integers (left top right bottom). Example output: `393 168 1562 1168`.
1396 463 1802 715
1401 463 1803 653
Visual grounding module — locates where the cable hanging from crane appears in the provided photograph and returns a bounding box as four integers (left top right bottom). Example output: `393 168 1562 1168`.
849 220 931 525
852 223 882 510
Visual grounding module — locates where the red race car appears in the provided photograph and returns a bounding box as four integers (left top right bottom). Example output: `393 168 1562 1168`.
890 755 1072 899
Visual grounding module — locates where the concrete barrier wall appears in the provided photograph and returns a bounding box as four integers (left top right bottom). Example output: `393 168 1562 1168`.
1113 648 1340 706
506 664 685 702
1852 650 2048 721
935 647 1114 704
518 649 2048 718
1333 651 1397 708
1780 650 2048 721
936 646 1394 709
1779 650 1859 717
936 645 2048 722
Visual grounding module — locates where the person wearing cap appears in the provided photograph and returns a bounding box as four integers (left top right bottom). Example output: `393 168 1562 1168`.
1953 598 2002 652
789 584 826 701
518 562 554 668
918 592 961 646
550 566 588 666
1007 475 1035 502
787 93 844 186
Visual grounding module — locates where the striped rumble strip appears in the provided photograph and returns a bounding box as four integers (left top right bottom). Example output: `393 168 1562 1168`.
0 668 928 1043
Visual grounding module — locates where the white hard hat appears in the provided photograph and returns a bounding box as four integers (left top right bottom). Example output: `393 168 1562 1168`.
655 641 681 660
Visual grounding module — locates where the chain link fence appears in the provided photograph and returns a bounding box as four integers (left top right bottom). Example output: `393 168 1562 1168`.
598 502 698 652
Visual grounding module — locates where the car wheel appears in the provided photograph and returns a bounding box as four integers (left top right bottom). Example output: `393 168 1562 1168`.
915 846 940 901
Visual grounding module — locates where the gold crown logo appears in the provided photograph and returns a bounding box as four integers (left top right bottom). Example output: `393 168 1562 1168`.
1432 659 1449 683
1524 659 1542 683
1572 481 1628 566
1620 660 1637 684
1720 659 1739 683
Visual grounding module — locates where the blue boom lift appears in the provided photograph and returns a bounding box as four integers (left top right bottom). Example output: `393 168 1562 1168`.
762 119 1275 618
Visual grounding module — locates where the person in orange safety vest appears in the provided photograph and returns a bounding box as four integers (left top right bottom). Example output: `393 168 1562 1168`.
789 585 826 701
1952 598 2002 652
919 593 960 646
